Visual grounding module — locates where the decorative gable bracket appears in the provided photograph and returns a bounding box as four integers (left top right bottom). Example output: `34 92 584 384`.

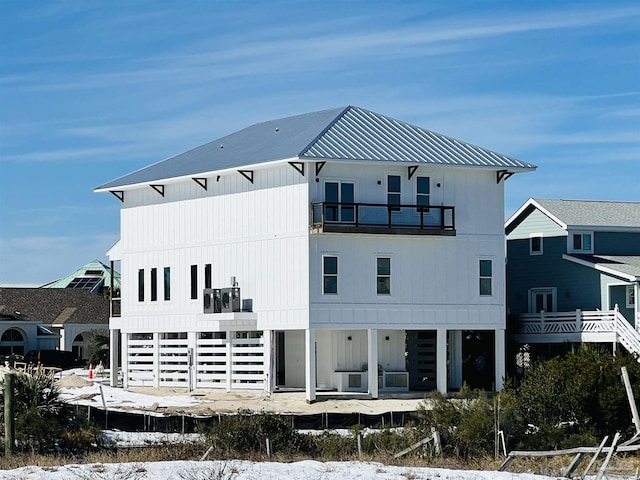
110 190 124 202
238 170 254 184
497 170 514 184
192 177 208 190
408 165 419 180
289 162 305 176
315 161 326 176
151 184 165 197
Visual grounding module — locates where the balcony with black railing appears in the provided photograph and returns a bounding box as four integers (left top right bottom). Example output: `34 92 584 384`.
310 202 455 235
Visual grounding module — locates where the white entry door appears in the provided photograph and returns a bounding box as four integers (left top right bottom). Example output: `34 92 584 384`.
529 288 557 313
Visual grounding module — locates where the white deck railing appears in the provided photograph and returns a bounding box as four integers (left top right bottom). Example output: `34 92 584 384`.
516 306 640 357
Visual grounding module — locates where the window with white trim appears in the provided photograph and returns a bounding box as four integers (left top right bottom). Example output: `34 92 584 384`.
376 257 391 295
628 286 636 309
323 256 338 295
416 176 430 210
570 232 593 253
529 234 543 255
387 175 401 210
479 259 493 296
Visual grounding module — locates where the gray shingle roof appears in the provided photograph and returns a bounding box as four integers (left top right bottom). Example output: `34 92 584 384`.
565 254 640 279
95 105 535 190
0 288 109 325
534 199 640 228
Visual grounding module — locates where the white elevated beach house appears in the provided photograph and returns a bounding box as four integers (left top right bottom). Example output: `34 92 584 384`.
95 106 535 401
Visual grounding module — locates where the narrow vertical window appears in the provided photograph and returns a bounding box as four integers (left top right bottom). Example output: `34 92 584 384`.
163 267 171 301
530 235 543 255
190 265 198 299
138 269 145 302
323 256 338 295
627 286 636 309
416 177 430 210
377 257 391 295
387 175 401 210
151 268 158 301
479 260 492 296
204 264 212 289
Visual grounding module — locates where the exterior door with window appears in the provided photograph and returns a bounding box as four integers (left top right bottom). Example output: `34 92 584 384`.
529 288 556 313
325 182 354 222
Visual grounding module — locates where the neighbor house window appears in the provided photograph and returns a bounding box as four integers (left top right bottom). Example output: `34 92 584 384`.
628 286 636 309
416 176 430 210
530 234 543 255
323 256 338 294
190 265 198 299
387 175 401 210
377 257 391 295
571 232 593 253
150 268 158 301
204 264 212 289
138 269 145 302
479 259 493 296
163 267 171 301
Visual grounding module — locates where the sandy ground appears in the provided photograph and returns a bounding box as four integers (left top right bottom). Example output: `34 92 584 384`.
124 386 428 415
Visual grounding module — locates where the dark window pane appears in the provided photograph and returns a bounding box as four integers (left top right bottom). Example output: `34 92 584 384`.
325 182 338 202
324 276 338 294
480 260 492 277
531 237 541 252
151 268 158 301
377 277 391 295
205 264 212 289
190 265 198 299
377 258 390 275
417 177 430 194
573 234 582 250
138 269 145 302
480 278 492 296
388 175 401 193
341 183 354 203
164 267 171 301
324 256 337 275
583 234 591 250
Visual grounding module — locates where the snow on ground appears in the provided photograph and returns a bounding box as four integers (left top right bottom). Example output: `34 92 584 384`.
0 460 565 480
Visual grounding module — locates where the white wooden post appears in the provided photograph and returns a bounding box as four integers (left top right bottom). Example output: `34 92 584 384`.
263 329 273 394
495 330 505 391
225 331 232 392
109 329 120 387
540 310 546 330
436 329 447 394
576 309 582 332
305 329 316 403
367 329 378 399
448 331 462 390
152 332 160 388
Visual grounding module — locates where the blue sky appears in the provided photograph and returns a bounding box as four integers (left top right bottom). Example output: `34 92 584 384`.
0 1 638 285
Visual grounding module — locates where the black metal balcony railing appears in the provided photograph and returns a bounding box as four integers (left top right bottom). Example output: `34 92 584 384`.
311 202 455 235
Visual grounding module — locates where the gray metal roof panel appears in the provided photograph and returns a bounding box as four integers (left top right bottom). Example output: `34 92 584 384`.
96 106 535 190
534 199 640 228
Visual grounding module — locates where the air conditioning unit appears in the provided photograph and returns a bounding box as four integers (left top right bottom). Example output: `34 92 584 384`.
221 287 241 312
203 288 222 313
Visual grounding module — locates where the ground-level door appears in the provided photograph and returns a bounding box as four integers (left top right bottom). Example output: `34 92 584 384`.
529 288 557 313
406 330 436 390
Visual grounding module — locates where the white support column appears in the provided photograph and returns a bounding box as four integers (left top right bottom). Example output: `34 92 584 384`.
495 329 505 391
109 329 120 387
121 331 128 389
305 328 316 403
263 330 273 394
226 330 232 392
436 328 447 394
635 283 639 331
188 331 197 392
59 328 68 353
368 328 379 399
448 330 462 390
153 332 160 388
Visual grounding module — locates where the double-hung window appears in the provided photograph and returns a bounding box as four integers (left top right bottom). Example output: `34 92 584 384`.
628 286 636 309
323 256 338 295
387 175 401 211
376 257 391 295
479 260 493 296
530 234 543 255
416 177 430 210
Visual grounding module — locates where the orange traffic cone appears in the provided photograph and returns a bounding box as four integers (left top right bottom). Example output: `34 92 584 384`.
88 363 94 379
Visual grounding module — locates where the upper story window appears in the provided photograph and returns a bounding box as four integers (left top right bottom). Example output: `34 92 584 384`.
530 234 543 255
479 259 493 296
387 175 401 210
150 268 158 301
323 256 338 295
416 176 430 210
628 286 636 309
190 265 198 299
163 267 171 301
376 257 391 295
325 182 354 222
138 269 145 302
569 231 593 253
204 264 212 289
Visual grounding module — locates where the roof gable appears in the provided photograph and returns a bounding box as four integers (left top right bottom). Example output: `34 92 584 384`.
95 106 535 191
506 198 640 234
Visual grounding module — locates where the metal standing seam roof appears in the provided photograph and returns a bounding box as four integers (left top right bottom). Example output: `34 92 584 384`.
534 198 640 228
95 105 536 191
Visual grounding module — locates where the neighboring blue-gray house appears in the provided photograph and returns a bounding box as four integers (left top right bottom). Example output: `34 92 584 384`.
505 198 640 363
